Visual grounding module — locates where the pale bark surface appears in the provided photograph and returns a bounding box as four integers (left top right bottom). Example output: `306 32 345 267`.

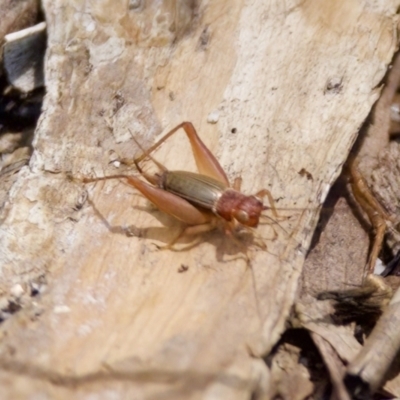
0 1 399 399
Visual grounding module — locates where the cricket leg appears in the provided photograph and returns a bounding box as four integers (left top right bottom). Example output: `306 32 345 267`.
233 177 278 219
157 220 217 250
255 188 278 218
135 122 230 186
84 174 211 226
233 176 284 238
232 177 242 191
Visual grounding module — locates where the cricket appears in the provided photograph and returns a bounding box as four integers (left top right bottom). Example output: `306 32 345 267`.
83 122 280 249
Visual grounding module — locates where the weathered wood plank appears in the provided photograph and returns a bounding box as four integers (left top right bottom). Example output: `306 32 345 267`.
0 0 398 398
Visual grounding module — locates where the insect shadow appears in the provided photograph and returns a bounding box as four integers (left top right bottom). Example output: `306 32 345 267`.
84 186 288 266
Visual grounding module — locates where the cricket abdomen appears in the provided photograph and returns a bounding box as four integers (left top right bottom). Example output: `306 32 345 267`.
164 170 226 210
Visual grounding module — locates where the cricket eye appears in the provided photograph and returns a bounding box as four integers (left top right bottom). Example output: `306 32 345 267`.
235 210 249 224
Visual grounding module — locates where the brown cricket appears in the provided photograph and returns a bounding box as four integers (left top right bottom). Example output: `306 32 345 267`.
83 122 277 246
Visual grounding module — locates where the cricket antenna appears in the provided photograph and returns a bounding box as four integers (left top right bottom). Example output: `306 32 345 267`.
259 213 291 237
128 129 167 172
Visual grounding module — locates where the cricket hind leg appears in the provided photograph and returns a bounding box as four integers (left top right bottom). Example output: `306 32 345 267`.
83 174 212 227
121 131 168 187
83 173 217 248
135 122 230 186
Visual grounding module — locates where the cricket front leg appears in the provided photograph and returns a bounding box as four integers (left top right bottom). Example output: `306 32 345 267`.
233 177 278 219
255 188 278 218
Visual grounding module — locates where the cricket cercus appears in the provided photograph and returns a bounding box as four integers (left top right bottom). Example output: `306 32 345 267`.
83 122 278 248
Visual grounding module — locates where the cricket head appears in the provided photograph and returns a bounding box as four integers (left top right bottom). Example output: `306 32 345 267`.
232 195 264 227
216 190 264 227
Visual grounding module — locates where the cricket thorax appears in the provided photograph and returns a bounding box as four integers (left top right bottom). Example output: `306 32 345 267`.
215 189 264 227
